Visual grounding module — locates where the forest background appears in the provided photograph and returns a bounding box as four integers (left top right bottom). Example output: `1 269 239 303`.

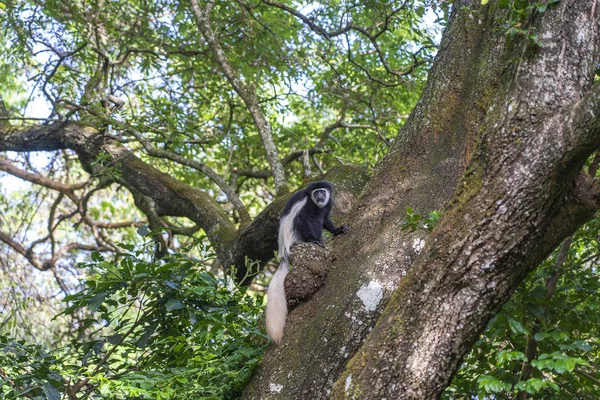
1 0 600 399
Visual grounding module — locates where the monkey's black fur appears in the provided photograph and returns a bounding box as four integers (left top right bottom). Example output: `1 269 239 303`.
282 180 347 248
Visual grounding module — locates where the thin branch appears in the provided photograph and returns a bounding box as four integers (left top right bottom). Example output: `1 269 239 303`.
516 236 573 400
302 148 312 178
261 0 355 38
68 306 149 397
94 220 145 229
40 43 88 116
0 158 141 257
344 32 401 88
317 113 347 147
575 368 600 386
0 116 62 121
232 148 332 179
545 236 573 298
126 128 251 225
312 153 325 175
0 231 45 270
0 158 88 192
190 0 288 193
0 230 109 272
262 0 427 84
282 147 331 165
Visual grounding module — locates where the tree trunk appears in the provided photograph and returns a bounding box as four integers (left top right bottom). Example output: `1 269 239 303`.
243 1 600 398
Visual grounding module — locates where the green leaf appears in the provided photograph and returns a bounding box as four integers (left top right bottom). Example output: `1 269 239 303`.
88 292 107 312
106 334 122 345
165 298 184 311
508 318 529 335
42 383 61 400
477 375 511 393
524 378 544 394
137 322 158 349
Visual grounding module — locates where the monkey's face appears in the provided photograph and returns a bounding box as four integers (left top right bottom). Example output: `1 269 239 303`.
311 188 330 208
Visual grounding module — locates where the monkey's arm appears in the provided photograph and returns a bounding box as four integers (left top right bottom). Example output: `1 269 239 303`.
324 215 348 235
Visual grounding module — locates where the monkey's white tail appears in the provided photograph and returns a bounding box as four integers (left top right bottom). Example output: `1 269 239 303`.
266 260 289 345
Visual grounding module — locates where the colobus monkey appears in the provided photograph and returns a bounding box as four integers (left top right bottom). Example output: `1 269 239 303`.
266 180 348 344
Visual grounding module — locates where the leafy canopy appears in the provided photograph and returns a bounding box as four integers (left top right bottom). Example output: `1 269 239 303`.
1 239 266 399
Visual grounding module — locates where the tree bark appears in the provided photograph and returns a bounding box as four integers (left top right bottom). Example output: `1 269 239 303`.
243 1 600 398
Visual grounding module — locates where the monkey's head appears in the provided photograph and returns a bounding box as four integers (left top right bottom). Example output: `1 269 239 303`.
307 181 333 208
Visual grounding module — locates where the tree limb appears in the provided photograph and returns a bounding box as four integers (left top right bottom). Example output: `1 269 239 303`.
0 230 110 272
0 158 88 192
126 127 251 225
563 82 600 163
190 0 288 193
332 1 600 395
0 122 238 265
231 148 332 180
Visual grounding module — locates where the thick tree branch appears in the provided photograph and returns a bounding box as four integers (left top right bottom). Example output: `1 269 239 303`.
330 2 600 398
564 82 600 162
0 122 237 264
1 119 368 281
190 0 288 193
244 1 509 395
126 128 252 225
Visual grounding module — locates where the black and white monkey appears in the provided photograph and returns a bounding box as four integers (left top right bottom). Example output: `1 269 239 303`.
266 180 348 344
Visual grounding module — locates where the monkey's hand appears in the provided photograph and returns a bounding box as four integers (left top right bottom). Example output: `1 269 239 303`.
312 239 326 248
334 225 349 235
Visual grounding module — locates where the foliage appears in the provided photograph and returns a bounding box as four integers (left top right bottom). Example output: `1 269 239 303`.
0 241 267 399
400 207 442 232
489 0 561 46
444 214 600 398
